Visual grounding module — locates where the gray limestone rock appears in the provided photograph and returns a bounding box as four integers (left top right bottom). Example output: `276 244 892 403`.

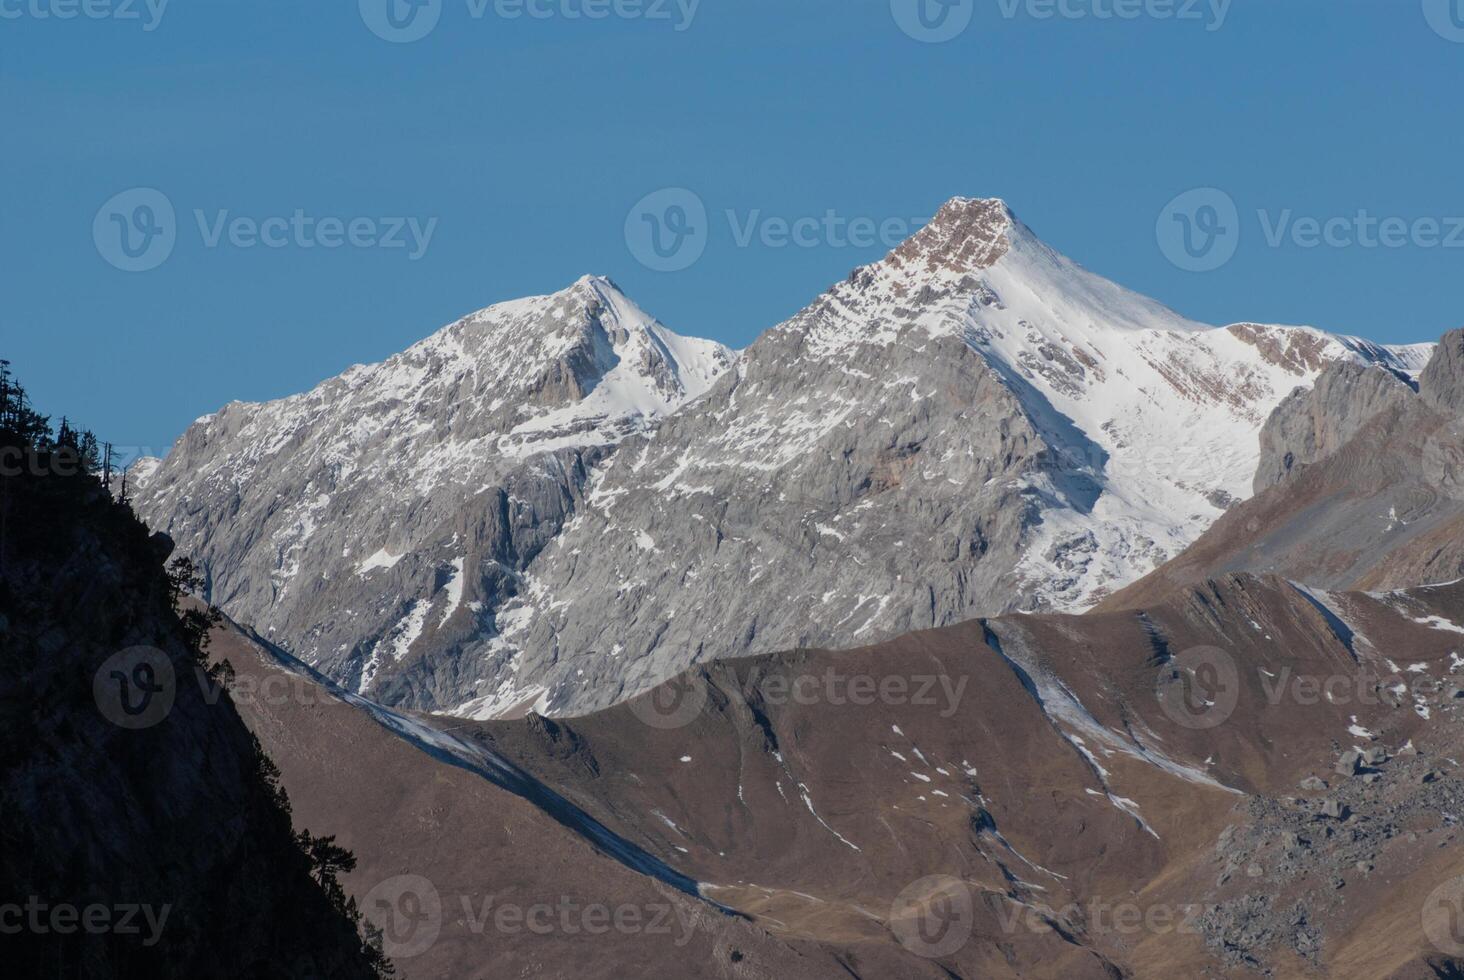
1420 327 1464 416
1255 360 1417 493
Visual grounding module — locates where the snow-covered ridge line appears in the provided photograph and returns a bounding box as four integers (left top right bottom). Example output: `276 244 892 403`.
796 197 1432 614
133 195 1439 720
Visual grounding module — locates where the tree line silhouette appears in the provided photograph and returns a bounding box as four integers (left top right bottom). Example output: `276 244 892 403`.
1 357 393 977
0 358 130 492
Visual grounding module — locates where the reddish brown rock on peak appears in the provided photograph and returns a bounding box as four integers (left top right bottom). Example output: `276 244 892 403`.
885 197 1013 276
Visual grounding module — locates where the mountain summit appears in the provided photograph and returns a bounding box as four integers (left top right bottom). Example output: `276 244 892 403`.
884 196 1016 275
132 277 732 702
135 199 1431 717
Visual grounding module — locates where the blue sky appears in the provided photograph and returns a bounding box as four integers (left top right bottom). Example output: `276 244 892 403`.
3 0 1462 454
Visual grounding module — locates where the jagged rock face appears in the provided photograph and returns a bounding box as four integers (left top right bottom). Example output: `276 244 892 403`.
135 198 1430 717
1255 361 1418 493
490 308 1050 716
132 277 733 703
1421 327 1464 416
469 199 1430 715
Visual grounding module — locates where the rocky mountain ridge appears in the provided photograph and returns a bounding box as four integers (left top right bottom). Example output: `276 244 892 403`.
133 198 1434 717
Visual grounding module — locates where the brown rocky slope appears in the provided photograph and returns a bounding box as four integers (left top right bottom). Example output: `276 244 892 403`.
217 570 1464 978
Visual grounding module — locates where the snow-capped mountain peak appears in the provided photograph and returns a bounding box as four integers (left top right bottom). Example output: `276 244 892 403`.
882 196 1016 278
130 278 734 701
133 197 1436 721
143 276 735 491
842 197 1432 610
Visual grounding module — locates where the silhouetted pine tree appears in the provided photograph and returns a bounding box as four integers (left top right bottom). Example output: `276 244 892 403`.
78 430 100 473
0 359 51 446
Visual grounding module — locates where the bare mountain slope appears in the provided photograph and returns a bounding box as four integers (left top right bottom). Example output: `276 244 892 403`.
213 569 1464 978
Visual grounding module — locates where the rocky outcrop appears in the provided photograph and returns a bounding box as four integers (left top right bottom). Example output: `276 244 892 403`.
132 277 733 710
1421 327 1464 416
1255 360 1417 492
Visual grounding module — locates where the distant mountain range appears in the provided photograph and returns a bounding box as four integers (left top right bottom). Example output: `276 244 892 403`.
133 198 1435 718
90 195 1464 979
